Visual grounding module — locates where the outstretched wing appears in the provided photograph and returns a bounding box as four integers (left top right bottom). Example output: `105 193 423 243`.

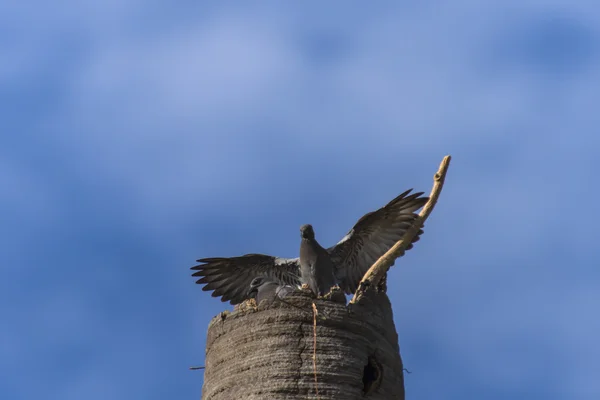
191 254 301 305
328 189 428 294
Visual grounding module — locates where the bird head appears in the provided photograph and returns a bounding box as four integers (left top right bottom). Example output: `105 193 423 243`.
247 276 266 298
300 224 315 240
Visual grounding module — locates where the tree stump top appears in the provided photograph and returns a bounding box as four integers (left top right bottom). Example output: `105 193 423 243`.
202 289 405 400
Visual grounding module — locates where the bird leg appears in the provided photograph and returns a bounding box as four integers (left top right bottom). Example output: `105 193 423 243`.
301 283 317 298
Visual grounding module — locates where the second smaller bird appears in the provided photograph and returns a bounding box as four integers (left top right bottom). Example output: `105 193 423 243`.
247 276 296 305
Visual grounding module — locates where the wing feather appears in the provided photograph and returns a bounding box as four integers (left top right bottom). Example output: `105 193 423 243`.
191 253 301 305
328 189 428 294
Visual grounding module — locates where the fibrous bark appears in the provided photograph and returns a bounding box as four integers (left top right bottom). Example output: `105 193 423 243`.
202 290 404 400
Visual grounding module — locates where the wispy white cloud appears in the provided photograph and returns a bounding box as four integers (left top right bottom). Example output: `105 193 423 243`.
3 1 600 399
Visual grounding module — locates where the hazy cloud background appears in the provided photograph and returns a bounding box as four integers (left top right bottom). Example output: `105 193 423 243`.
1 1 599 399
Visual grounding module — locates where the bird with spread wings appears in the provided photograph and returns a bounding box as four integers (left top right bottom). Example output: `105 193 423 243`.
191 189 427 305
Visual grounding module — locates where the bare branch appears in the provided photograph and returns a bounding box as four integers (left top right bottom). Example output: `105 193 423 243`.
350 155 451 304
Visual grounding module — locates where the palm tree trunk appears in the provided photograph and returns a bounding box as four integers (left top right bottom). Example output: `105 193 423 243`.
202 289 405 399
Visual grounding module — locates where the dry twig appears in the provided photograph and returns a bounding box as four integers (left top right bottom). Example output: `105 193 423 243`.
350 155 451 304
312 302 320 399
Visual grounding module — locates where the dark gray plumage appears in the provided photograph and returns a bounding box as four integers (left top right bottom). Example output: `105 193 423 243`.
299 224 336 296
247 276 295 305
192 254 301 305
192 188 428 304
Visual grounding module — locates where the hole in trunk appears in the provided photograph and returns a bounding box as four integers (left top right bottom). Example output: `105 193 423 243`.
362 355 383 395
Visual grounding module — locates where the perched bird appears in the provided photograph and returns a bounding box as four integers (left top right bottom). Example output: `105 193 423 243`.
192 189 428 305
247 276 295 305
299 224 336 296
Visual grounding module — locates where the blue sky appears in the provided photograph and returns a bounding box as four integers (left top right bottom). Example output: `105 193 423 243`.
1 2 599 399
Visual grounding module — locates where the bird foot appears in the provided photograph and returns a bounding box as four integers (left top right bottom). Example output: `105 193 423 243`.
321 286 347 304
300 284 316 297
